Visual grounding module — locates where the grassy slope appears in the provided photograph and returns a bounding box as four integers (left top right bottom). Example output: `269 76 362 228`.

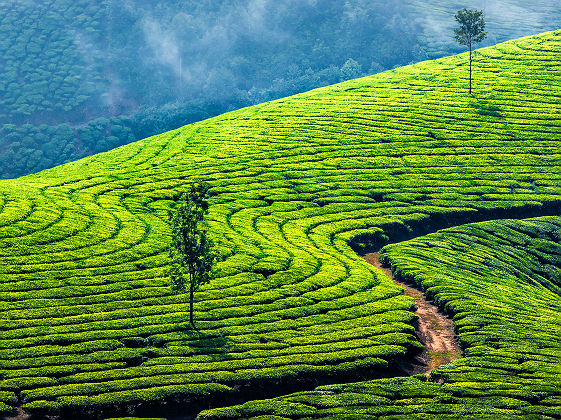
0 30 560 417
200 216 561 419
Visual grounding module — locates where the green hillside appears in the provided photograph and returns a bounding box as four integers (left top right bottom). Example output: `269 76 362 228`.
3 0 561 181
0 30 560 418
199 216 561 419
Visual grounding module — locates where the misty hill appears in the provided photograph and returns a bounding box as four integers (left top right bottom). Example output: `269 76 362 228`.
1 0 561 179
0 29 560 418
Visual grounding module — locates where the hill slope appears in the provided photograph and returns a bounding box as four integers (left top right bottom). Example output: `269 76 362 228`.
199 216 561 419
3 0 561 181
0 30 560 418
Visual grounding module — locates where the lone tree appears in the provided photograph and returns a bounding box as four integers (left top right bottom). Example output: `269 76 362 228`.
168 182 215 327
454 8 487 94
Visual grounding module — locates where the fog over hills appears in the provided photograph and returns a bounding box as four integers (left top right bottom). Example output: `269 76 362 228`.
0 0 559 178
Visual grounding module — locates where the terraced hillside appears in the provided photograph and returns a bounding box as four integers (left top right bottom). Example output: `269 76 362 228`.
200 216 561 419
0 30 560 419
4 1 561 182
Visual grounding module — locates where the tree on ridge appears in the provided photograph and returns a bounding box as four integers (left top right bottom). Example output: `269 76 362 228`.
168 182 215 328
454 8 488 94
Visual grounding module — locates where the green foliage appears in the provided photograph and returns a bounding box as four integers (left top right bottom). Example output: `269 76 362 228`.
454 9 488 47
454 8 488 94
168 182 215 326
199 216 561 419
0 30 559 418
1 1 561 179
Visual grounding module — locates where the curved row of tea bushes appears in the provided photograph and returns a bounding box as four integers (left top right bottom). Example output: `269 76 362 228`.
3 0 561 182
198 216 561 419
0 30 559 417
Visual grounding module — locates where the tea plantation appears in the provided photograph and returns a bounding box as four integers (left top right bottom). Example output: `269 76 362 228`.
199 216 561 419
3 0 561 180
0 30 560 418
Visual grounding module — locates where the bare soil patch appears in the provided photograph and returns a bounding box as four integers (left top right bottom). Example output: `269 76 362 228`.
4 408 30 420
363 252 461 376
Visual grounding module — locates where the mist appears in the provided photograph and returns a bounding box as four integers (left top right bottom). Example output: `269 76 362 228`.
413 0 559 53
0 0 559 179
101 0 559 112
105 0 420 107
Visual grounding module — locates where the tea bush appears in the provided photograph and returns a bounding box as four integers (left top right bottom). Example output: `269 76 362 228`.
0 30 559 418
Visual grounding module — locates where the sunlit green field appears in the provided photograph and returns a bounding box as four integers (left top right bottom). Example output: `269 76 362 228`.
0 30 560 418
200 216 561 419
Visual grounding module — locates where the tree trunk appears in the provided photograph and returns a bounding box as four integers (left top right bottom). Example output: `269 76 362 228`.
469 41 472 95
189 282 194 327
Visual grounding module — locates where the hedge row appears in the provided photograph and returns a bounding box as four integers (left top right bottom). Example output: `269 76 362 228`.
0 30 559 417
198 216 561 418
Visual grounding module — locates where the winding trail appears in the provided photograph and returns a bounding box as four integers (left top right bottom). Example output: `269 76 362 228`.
363 252 461 376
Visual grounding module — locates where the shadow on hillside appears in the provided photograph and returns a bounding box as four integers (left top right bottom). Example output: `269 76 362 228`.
174 330 234 361
470 98 504 118
350 201 561 255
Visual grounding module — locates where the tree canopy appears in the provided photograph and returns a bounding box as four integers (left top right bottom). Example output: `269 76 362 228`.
168 182 215 327
454 8 488 47
454 8 488 94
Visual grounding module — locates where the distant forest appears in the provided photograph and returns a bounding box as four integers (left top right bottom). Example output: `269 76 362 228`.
1 0 559 178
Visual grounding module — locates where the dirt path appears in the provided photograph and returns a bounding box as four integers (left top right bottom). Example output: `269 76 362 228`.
4 408 29 420
363 252 461 376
